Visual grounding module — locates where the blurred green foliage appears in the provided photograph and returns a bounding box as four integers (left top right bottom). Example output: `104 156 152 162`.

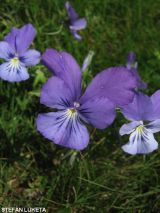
0 0 160 212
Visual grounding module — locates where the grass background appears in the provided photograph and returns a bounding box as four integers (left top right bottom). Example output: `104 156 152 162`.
0 0 160 212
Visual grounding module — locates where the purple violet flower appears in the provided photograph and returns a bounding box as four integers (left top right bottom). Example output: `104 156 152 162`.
120 91 160 155
36 49 137 150
65 1 87 40
0 24 41 82
126 51 147 89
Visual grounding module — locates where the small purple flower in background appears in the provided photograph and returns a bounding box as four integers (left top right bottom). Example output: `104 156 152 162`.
120 91 160 155
0 24 40 82
36 49 137 150
126 51 147 89
65 1 87 40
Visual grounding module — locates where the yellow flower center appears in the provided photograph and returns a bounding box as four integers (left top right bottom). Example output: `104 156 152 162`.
69 108 77 113
136 125 144 133
10 57 19 67
67 108 77 118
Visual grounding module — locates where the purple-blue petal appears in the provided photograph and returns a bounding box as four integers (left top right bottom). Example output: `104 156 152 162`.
20 49 41 66
70 18 87 31
65 1 78 22
80 67 137 107
121 92 154 121
151 90 160 119
145 119 160 133
4 27 19 52
79 98 116 129
5 24 36 55
16 24 36 54
122 127 158 155
0 41 15 60
0 62 29 82
36 112 89 150
42 49 82 100
119 121 142 136
71 30 82 40
40 76 74 110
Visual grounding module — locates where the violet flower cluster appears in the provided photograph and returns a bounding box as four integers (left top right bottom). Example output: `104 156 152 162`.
36 49 137 150
0 2 160 155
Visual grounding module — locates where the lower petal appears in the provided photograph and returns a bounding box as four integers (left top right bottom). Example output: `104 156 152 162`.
122 128 158 155
0 62 29 82
20 49 41 66
79 98 116 129
72 30 82 40
36 112 89 150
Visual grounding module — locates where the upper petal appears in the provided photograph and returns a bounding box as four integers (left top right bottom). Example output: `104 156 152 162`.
0 61 29 82
20 49 41 66
36 111 89 150
40 76 74 109
80 67 137 107
119 121 142 136
70 18 87 30
65 1 78 22
42 49 82 100
122 127 158 155
151 90 160 119
121 92 154 121
0 41 15 60
79 98 116 129
8 24 36 54
4 27 19 52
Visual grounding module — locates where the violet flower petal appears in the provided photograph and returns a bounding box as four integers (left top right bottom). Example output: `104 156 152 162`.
0 41 15 60
20 49 41 66
16 24 36 54
6 24 36 55
119 121 142 136
79 98 116 129
151 90 160 120
4 27 19 52
40 76 74 110
71 30 82 40
65 1 78 22
145 119 160 133
80 67 137 107
121 92 154 121
42 49 82 100
122 126 158 155
70 18 87 31
0 61 29 82
36 111 89 150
